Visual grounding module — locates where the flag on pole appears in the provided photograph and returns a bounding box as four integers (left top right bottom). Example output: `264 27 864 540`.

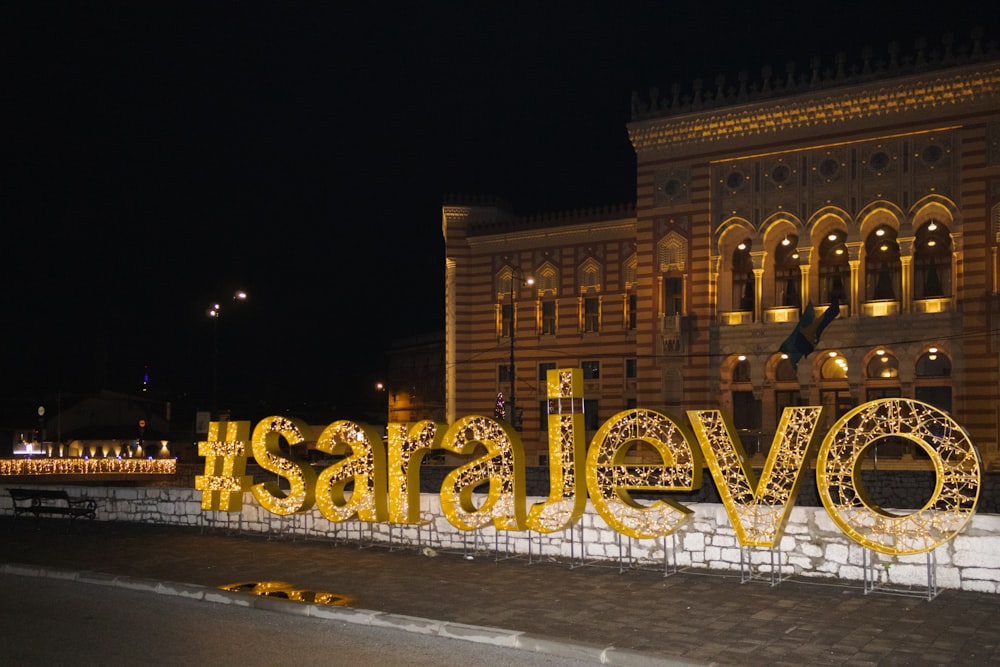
778 297 841 369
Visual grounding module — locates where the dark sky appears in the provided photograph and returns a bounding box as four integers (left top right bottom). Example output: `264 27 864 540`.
4 2 996 426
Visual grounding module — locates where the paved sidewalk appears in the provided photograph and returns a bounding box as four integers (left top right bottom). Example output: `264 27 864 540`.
2 517 999 666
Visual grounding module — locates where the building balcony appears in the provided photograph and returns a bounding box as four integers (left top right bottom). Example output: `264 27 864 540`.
912 297 953 314
719 310 752 326
763 306 798 324
863 300 900 317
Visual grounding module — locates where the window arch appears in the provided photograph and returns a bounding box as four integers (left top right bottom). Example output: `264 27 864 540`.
772 355 801 440
913 220 951 299
916 348 951 377
658 233 688 272
821 353 849 380
818 231 848 304
864 225 901 302
536 263 559 296
773 234 801 308
818 351 852 431
732 239 754 311
578 258 602 294
623 255 637 289
866 350 899 379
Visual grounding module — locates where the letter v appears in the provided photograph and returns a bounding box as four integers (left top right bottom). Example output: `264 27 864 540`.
686 406 824 547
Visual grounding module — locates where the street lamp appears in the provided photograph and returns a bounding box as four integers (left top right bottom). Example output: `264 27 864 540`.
508 268 534 430
207 290 248 418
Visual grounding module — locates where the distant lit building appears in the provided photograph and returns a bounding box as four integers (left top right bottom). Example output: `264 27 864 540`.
385 332 447 425
443 33 1000 469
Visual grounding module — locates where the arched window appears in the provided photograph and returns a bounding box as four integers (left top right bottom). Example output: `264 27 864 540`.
773 357 801 441
866 351 899 379
819 352 852 430
818 231 848 304
732 239 754 311
916 348 951 377
773 234 801 308
733 358 751 382
865 225 901 302
821 353 849 380
913 220 951 299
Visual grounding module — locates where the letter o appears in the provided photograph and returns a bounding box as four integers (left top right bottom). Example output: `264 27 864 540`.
816 398 980 555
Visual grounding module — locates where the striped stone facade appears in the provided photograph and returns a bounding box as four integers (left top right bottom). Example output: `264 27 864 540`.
443 50 1000 471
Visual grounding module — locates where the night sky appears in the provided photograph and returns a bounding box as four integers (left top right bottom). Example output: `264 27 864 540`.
4 2 996 427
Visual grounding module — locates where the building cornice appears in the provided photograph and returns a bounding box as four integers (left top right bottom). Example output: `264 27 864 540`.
466 218 636 251
628 63 1000 158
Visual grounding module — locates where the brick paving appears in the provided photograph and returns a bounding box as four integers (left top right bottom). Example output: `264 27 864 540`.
2 517 999 666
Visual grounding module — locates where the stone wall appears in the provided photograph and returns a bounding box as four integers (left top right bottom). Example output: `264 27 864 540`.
3 483 999 595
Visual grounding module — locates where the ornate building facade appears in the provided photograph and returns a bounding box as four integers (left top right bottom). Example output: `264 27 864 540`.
443 34 1000 470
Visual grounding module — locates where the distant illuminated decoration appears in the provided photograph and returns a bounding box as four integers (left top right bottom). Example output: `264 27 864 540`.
1 457 177 476
585 408 701 539
817 398 980 555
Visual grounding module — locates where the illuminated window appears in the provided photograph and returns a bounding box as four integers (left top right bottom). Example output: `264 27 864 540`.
866 352 899 379
821 354 849 380
914 220 951 299
865 225 900 302
774 234 801 308
732 239 754 312
818 230 847 304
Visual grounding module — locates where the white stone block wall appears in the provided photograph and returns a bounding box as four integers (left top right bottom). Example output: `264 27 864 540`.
2 483 999 594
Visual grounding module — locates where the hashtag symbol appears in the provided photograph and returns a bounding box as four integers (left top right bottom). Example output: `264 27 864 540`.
194 421 252 511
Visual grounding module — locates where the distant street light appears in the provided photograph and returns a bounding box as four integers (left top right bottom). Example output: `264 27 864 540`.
207 290 248 418
508 267 534 430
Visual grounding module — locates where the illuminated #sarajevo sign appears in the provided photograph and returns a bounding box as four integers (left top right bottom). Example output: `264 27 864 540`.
196 369 981 556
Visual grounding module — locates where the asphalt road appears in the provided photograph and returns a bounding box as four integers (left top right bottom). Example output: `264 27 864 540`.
0 574 601 667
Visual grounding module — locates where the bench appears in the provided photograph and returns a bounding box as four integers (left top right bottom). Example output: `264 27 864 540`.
8 488 97 524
